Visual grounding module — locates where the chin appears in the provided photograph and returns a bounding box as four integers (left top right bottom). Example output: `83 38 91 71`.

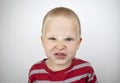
54 60 68 65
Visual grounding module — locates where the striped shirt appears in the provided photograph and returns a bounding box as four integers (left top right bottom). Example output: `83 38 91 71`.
28 58 98 83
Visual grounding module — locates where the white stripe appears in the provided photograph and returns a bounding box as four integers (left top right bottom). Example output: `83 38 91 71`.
64 73 89 82
32 73 91 83
33 81 63 83
88 72 95 82
30 69 48 76
66 63 91 73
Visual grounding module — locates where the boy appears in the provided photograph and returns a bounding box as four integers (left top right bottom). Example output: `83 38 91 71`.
28 7 98 83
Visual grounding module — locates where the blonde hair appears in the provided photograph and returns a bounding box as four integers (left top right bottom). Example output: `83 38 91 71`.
42 7 81 36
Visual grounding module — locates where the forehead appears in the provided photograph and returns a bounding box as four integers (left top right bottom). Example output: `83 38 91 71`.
43 16 79 37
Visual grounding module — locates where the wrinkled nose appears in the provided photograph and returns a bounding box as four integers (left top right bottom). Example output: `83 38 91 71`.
56 41 66 51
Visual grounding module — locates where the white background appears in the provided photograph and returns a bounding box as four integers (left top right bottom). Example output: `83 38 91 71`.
0 0 120 83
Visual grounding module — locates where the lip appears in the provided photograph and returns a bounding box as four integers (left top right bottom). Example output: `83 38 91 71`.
54 53 66 59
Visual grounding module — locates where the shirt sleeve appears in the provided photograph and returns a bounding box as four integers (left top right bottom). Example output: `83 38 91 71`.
87 65 98 83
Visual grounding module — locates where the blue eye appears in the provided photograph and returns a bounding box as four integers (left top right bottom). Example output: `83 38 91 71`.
65 38 73 41
48 37 56 40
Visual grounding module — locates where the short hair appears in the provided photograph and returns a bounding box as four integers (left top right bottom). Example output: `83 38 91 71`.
42 7 81 36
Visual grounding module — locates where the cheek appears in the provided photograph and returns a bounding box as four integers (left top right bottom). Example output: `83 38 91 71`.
67 41 79 48
66 43 78 54
44 43 52 56
44 41 55 51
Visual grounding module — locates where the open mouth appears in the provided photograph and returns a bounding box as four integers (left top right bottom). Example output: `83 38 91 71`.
54 53 66 59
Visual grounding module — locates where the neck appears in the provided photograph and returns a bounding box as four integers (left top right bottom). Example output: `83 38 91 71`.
45 59 72 71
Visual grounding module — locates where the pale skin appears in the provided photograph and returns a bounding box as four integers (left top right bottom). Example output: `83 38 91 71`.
41 16 82 71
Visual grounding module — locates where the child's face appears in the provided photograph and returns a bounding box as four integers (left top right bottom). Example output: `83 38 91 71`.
41 16 82 66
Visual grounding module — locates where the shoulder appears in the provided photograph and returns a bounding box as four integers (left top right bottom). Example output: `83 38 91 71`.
29 59 45 72
28 59 49 82
73 58 91 65
29 59 48 77
71 58 98 83
72 58 94 71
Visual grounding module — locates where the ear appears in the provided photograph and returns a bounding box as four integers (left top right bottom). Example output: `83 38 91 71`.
41 36 45 48
77 37 82 49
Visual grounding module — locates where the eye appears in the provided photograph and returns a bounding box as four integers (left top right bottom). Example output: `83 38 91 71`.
65 38 73 41
48 37 56 40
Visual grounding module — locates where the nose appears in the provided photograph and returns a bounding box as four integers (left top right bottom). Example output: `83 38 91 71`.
55 41 66 51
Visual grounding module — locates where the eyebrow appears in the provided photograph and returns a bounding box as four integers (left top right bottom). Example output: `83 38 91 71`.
46 36 76 39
